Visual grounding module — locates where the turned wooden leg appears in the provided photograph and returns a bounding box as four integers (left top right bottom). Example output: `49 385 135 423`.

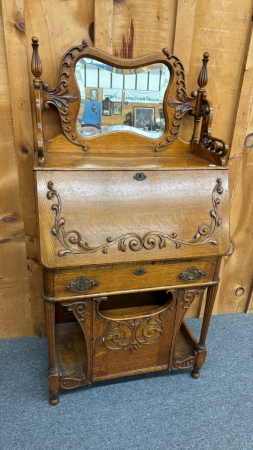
191 363 202 379
49 389 59 406
45 300 59 405
191 282 219 379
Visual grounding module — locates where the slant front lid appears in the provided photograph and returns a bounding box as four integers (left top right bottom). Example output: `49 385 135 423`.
36 169 229 269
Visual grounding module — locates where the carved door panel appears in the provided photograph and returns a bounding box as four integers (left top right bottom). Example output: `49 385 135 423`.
91 291 178 380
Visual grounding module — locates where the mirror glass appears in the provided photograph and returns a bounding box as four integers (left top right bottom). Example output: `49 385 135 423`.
75 58 170 138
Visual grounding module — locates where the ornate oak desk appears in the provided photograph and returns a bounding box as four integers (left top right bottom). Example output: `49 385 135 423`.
31 37 229 405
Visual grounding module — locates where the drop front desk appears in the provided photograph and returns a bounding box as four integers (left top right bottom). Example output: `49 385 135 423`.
31 37 230 405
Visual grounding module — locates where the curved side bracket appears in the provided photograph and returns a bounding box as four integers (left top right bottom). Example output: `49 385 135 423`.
191 52 229 166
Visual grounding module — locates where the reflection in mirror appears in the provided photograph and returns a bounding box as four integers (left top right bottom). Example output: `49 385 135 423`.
75 59 170 138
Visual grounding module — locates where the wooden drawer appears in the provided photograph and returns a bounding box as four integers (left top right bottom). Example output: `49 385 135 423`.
43 258 217 300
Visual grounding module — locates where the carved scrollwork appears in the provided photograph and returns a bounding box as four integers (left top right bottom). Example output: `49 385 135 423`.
174 353 198 369
199 100 227 157
155 48 197 151
59 377 85 389
42 40 88 149
67 276 98 293
102 313 165 353
61 300 86 321
43 80 77 116
47 178 223 256
182 289 203 309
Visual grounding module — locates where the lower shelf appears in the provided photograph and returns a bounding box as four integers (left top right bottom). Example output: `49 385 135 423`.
56 322 86 380
55 320 196 387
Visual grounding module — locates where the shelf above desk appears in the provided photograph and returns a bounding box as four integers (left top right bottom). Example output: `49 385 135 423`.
34 152 228 172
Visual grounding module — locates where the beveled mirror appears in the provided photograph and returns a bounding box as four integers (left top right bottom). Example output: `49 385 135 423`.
75 59 170 138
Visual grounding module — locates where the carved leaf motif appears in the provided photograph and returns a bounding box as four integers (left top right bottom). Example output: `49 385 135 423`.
43 81 78 115
46 179 223 257
41 40 88 150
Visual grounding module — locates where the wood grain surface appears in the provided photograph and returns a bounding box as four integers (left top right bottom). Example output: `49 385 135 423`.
36 169 229 268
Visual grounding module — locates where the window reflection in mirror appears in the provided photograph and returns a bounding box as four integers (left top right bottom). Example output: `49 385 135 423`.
75 59 170 138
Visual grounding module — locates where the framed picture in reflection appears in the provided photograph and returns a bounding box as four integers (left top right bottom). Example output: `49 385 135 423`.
90 89 98 101
133 107 155 130
113 102 122 115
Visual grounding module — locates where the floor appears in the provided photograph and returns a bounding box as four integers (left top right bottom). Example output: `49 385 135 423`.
0 313 252 450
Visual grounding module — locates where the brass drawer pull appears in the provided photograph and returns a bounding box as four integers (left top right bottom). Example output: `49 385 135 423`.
134 269 146 276
134 172 147 181
180 267 206 281
67 276 99 292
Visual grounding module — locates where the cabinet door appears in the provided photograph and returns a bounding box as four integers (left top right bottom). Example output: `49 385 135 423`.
92 291 176 380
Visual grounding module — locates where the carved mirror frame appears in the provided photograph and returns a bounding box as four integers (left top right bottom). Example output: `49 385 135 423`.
31 39 198 153
31 38 229 166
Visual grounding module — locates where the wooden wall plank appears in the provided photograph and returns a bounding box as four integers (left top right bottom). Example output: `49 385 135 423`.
213 9 253 315
1 0 45 337
0 2 33 338
24 0 94 140
113 0 177 58
229 15 253 158
94 0 113 53
173 0 197 76
181 0 253 143
213 150 253 314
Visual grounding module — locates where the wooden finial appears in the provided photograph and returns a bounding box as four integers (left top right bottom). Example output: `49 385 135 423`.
31 36 42 78
198 52 209 89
